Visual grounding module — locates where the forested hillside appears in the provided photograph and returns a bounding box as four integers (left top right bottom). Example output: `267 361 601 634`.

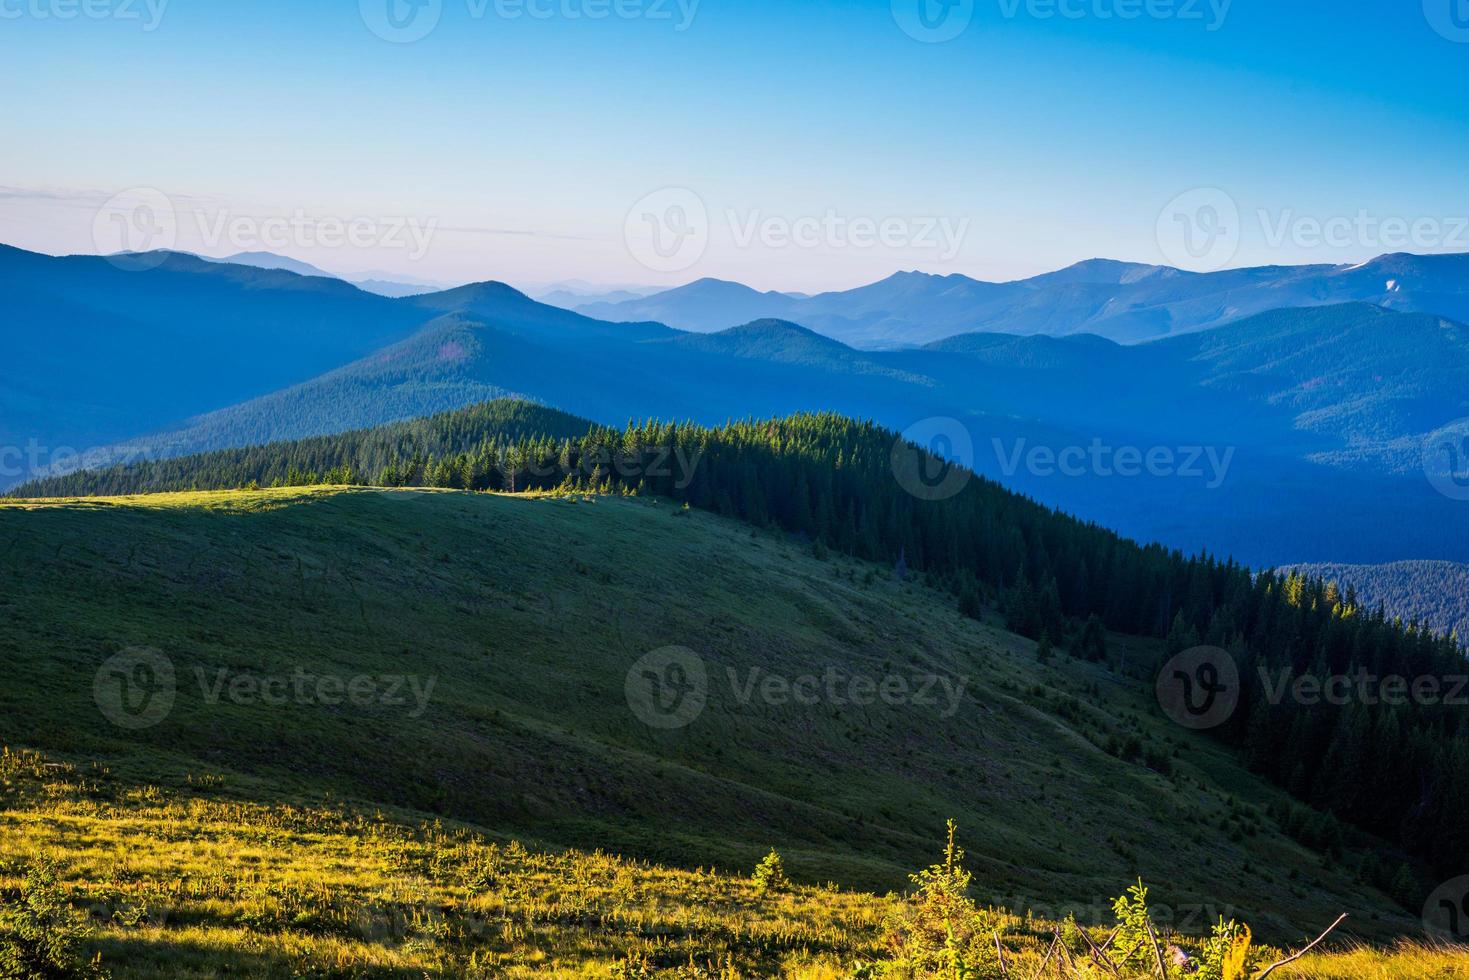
11 400 597 497
15 400 1468 889
12 240 1469 570
1280 560 1469 643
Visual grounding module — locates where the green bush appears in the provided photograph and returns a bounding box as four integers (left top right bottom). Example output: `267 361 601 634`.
0 859 106 979
752 849 787 897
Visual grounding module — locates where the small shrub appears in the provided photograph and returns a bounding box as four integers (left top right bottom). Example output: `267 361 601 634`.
1196 918 1253 980
0 859 107 979
881 821 998 978
1108 879 1153 972
1035 633 1053 664
752 849 788 896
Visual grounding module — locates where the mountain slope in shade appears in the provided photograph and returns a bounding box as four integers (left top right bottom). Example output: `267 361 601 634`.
574 277 803 331
81 300 1469 568
218 250 338 279
567 252 1469 347
0 244 675 487
409 279 677 343
1278 560 1469 642
350 277 438 298
215 250 448 297
0 244 429 472
1153 303 1469 472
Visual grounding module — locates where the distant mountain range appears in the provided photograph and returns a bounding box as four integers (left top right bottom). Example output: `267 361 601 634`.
7 242 1469 572
566 253 1469 348
523 279 664 309
209 250 450 297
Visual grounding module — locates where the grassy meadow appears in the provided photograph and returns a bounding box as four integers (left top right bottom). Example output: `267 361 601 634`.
1 487 1463 976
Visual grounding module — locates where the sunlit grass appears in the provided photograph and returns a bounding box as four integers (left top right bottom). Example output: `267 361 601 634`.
6 748 1465 978
3 488 1464 977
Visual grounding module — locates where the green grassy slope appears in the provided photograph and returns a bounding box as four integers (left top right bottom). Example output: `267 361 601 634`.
0 488 1416 942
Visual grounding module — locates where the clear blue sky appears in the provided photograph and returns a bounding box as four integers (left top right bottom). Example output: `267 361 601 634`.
3 0 1466 291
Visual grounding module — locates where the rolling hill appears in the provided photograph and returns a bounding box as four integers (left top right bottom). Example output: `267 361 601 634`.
81 300 1469 567
0 486 1422 949
14 400 1469 892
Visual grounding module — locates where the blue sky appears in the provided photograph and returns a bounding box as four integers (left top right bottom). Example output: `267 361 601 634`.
2 0 1467 291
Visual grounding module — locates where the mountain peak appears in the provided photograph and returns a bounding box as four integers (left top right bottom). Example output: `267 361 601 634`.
1026 258 1167 286
719 317 826 338
218 251 337 280
417 279 535 305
